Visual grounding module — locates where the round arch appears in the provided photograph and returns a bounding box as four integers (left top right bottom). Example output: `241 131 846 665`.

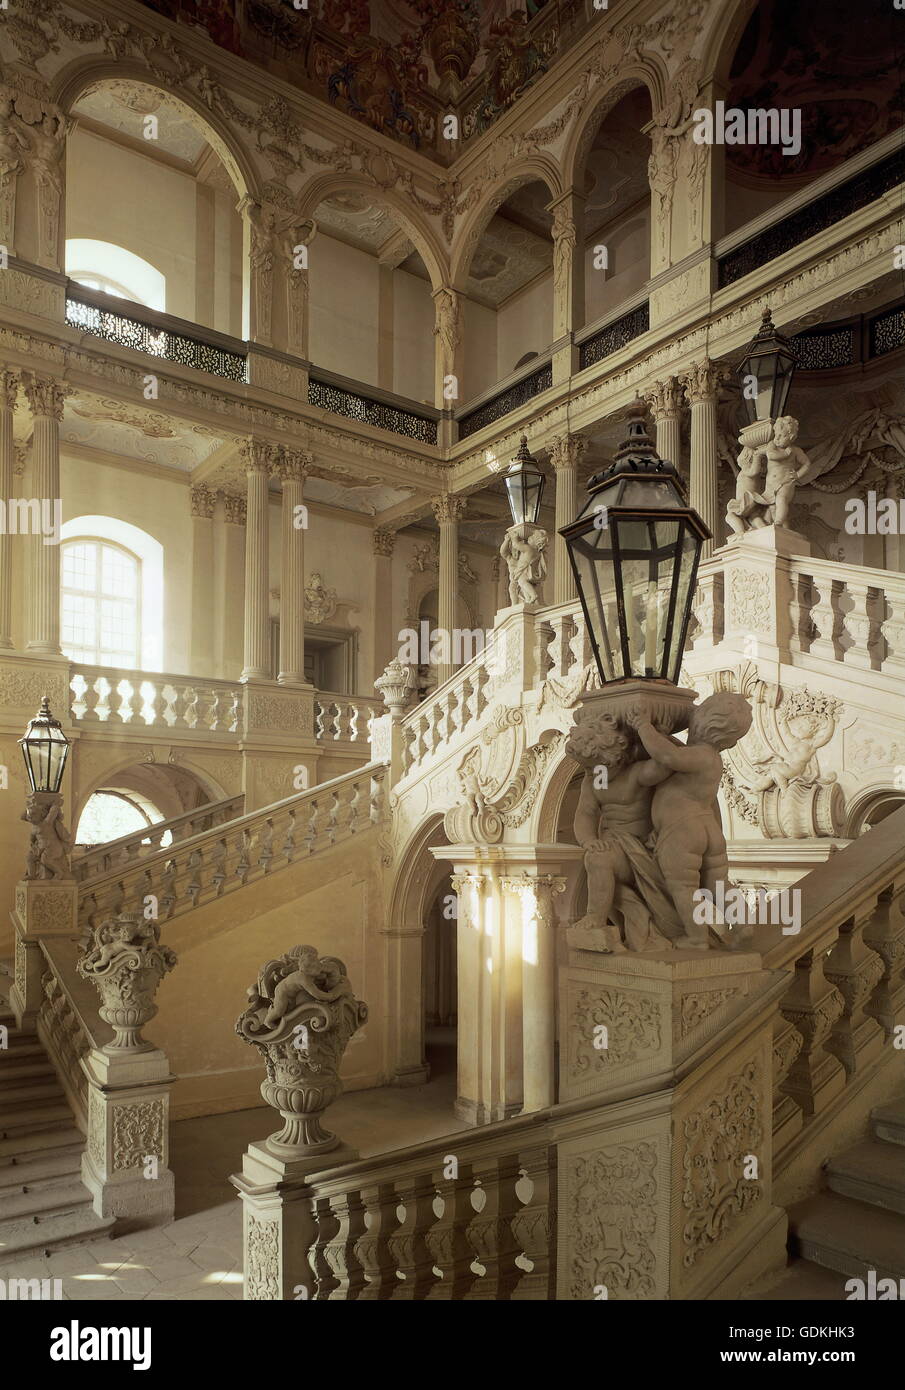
843 786 905 839
450 156 563 291
698 0 761 90
72 752 228 829
52 60 262 205
298 172 448 293
561 65 664 192
388 811 450 932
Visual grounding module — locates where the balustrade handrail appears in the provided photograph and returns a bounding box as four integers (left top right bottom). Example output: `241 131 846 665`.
72 794 245 881
76 761 387 906
71 662 245 694
759 804 905 972
66 282 249 358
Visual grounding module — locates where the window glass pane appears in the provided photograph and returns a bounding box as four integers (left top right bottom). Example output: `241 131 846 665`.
61 539 140 667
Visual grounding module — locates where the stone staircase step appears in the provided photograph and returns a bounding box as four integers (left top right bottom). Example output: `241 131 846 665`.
0 1203 114 1265
0 1058 58 1083
0 1078 66 1105
0 1124 86 1164
0 1102 74 1139
826 1138 905 1216
0 1176 97 1223
789 1190 905 1281
872 1098 905 1148
0 1037 50 1058
0 1147 84 1194
752 1258 849 1300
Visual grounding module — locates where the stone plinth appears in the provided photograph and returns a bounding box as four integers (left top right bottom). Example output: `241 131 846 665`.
9 879 78 1031
555 948 789 1300
80 1048 176 1228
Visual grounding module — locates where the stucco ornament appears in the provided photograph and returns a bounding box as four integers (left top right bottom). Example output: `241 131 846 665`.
500 521 547 605
236 945 368 1155
77 913 177 1053
22 792 72 880
727 417 814 535
304 572 338 624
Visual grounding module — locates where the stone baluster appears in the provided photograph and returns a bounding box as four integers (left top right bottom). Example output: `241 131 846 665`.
24 374 69 654
388 1174 438 1300
464 1159 523 1300
842 580 874 671
353 1183 399 1300
426 1167 478 1300
808 574 838 662
824 906 885 1079
241 438 275 680
879 588 905 675
779 943 846 1120
276 447 312 685
318 1191 367 1300
432 495 467 687
863 883 905 1037
771 1013 804 1157
511 1147 556 1300
0 371 17 648
550 434 586 604
681 360 728 560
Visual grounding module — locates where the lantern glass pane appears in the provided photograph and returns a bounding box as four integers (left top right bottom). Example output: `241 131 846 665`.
610 518 681 678
505 467 544 526
568 523 622 681
665 527 700 681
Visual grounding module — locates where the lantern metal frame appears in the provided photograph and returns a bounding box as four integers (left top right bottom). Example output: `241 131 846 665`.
502 435 546 528
559 417 710 688
737 307 797 426
18 695 71 795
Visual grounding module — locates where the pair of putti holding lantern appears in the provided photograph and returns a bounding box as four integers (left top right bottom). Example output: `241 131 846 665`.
567 692 753 953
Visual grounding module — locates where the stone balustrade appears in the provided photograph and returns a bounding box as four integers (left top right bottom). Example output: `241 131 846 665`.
315 695 381 745
400 663 492 777
73 795 245 884
77 764 387 929
70 666 244 734
37 944 96 1129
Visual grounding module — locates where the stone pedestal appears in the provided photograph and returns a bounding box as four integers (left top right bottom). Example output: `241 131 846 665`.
716 525 811 667
232 1139 358 1301
555 947 789 1299
80 1047 175 1228
241 679 319 808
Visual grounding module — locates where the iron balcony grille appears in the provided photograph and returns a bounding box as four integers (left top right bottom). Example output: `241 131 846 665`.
458 362 553 441
578 302 650 371
307 374 438 444
66 295 249 383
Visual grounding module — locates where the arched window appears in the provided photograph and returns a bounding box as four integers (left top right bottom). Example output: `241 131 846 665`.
76 788 169 847
65 239 167 311
62 539 141 667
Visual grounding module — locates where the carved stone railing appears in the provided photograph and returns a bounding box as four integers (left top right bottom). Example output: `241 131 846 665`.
77 763 387 929
70 665 244 734
37 940 102 1131
73 795 245 884
399 660 493 778
315 694 381 745
754 804 905 1169
267 1118 556 1300
66 285 249 382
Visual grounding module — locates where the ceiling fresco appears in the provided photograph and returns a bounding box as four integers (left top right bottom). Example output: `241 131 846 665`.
135 0 562 154
727 0 903 185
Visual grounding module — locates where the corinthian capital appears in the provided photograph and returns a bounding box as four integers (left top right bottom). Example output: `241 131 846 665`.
1 370 19 411
643 377 683 421
432 494 467 525
275 447 313 484
373 526 396 557
240 437 279 474
680 359 730 407
24 375 69 420
549 433 587 471
190 484 216 519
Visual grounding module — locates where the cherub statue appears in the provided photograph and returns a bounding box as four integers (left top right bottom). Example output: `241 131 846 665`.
244 945 353 1031
566 707 682 953
500 522 547 605
743 711 836 793
760 416 813 527
456 745 486 816
22 795 72 880
626 693 753 950
726 444 768 536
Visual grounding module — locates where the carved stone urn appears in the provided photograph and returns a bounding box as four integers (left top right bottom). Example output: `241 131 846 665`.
374 657 415 717
236 944 368 1156
77 912 177 1053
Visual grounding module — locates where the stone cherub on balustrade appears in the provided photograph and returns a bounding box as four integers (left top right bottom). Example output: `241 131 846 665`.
22 795 72 880
500 522 548 606
727 416 815 536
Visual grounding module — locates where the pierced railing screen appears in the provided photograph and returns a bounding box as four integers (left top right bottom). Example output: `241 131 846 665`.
308 375 438 444
66 296 248 383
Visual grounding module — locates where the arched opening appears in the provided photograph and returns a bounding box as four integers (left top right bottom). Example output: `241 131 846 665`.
577 87 652 325
457 177 556 402
422 880 458 1086
720 0 902 236
65 78 245 335
306 188 437 403
845 790 905 839
74 758 226 847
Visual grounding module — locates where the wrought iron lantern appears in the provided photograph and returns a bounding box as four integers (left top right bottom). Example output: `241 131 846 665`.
560 410 709 685
19 695 70 794
503 435 545 527
737 307 797 425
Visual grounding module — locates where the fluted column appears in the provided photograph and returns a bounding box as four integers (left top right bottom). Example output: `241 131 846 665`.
643 377 683 475
372 526 396 680
190 485 216 677
24 374 68 654
276 448 312 685
0 371 18 648
241 439 275 680
432 495 466 687
681 360 727 559
550 433 586 604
